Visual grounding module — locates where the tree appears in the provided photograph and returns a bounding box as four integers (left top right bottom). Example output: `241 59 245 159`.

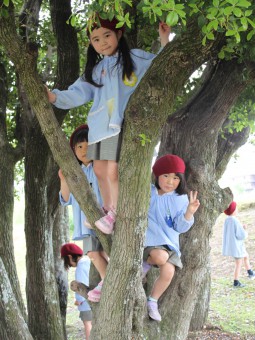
0 0 255 339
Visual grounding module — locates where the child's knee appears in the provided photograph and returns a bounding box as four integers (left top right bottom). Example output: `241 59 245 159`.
150 249 169 265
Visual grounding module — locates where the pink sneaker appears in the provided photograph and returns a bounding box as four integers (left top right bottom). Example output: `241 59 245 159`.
88 280 103 303
142 262 152 280
147 300 161 321
95 209 116 234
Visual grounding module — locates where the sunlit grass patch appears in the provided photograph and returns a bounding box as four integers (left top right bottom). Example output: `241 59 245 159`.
209 277 255 336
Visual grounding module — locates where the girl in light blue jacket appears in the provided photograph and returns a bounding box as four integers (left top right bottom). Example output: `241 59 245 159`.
222 201 254 288
48 16 171 235
143 154 200 321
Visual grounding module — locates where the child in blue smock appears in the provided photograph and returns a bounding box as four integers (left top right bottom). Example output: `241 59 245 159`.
143 154 200 322
59 125 108 302
61 243 92 339
47 16 171 235
222 201 254 288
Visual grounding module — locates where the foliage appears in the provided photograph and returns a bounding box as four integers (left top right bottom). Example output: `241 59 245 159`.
223 84 255 134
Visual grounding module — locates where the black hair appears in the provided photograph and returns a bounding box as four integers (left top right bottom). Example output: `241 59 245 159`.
82 34 134 87
62 254 80 270
71 128 89 165
155 173 188 195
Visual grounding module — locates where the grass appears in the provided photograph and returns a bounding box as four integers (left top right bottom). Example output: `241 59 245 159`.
210 278 255 336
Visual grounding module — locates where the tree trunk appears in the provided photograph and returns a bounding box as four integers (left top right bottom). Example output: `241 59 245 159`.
153 58 255 339
0 60 26 318
0 257 33 340
53 205 69 339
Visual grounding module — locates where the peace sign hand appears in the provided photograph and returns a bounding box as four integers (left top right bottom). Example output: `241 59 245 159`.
185 191 200 220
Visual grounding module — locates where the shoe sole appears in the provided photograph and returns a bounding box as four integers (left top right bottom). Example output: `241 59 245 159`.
95 220 114 234
70 280 88 299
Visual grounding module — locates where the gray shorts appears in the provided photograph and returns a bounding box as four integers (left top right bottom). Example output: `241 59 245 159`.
79 310 92 322
83 235 103 255
87 133 122 162
143 246 183 269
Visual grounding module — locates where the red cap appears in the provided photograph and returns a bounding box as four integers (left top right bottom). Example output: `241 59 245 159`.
60 243 83 257
224 201 237 216
152 154 185 177
69 124 88 151
88 16 125 35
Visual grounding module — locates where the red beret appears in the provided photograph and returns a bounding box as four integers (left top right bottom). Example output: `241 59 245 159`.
88 16 125 36
152 154 186 177
69 124 88 151
60 243 83 257
224 201 237 216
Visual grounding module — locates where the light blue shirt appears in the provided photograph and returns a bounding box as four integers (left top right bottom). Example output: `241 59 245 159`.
222 216 247 258
59 163 102 240
75 257 91 312
145 185 194 257
52 49 156 144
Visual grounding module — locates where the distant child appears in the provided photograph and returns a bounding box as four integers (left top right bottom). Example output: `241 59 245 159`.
142 154 200 321
47 15 171 234
59 124 108 302
222 201 255 288
61 243 92 339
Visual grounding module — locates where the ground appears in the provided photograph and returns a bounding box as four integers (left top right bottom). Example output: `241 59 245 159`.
187 203 255 340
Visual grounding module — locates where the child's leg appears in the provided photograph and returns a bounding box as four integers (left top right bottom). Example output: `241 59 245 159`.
93 160 113 211
107 160 119 209
87 251 108 280
234 258 243 280
146 249 175 322
83 319 92 339
148 249 175 299
243 254 251 270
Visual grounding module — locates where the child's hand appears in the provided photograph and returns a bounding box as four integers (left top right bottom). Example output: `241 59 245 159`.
187 191 200 214
159 22 171 47
74 300 81 306
44 85 56 103
58 169 66 181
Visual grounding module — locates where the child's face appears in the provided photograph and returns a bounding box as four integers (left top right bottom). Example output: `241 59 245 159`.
158 173 180 194
74 141 90 166
90 27 122 56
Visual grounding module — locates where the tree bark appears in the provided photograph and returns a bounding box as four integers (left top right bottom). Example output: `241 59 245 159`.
0 257 33 340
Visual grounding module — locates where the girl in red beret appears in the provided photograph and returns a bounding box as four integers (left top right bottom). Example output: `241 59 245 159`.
60 243 92 339
47 16 171 234
143 154 200 321
222 201 254 287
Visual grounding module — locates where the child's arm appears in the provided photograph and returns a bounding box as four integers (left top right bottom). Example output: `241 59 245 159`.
45 85 57 103
58 169 70 202
184 191 200 221
159 22 171 47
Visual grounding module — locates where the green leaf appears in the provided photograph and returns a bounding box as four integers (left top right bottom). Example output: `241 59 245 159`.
3 0 9 6
213 0 219 7
233 7 242 17
166 11 179 26
207 19 219 31
218 50 225 59
226 29 236 36
224 6 234 15
247 18 255 28
207 31 215 40
245 10 252 16
235 32 241 42
240 16 248 30
236 0 251 8
70 15 76 27
247 30 255 40
202 35 207 46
